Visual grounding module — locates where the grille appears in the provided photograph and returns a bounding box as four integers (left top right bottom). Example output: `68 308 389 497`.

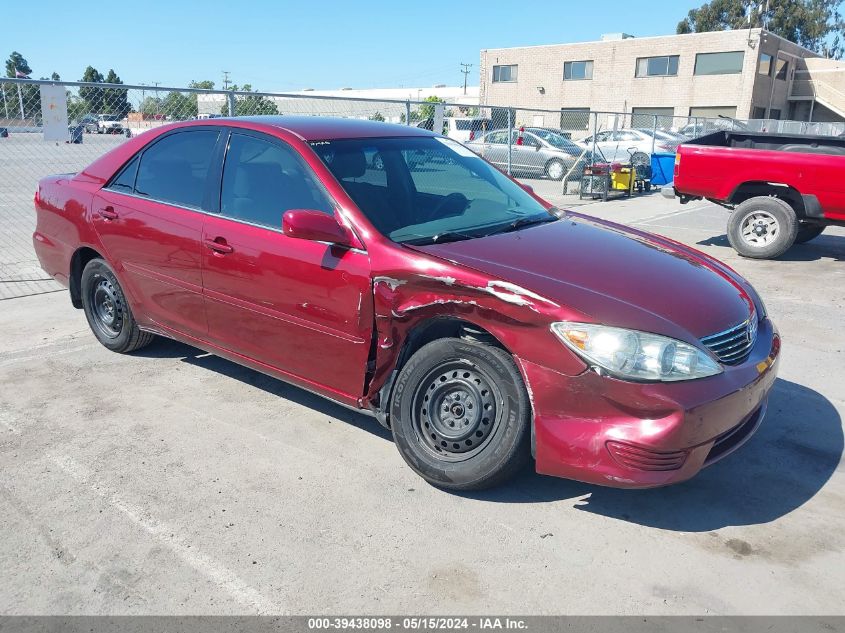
606 441 687 471
700 317 758 365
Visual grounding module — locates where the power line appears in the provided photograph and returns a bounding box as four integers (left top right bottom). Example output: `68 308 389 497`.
460 63 472 95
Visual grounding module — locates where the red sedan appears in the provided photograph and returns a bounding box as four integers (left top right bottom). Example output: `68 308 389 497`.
32 117 780 490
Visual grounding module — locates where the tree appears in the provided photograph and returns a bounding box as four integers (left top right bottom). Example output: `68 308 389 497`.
5 51 31 78
3 52 38 120
79 66 105 113
161 91 197 119
103 69 131 117
219 84 278 116
416 95 446 121
677 0 844 58
67 95 88 124
139 95 162 116
369 111 385 121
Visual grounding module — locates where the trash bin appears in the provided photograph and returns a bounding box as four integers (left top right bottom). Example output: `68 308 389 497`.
651 152 675 186
68 125 84 144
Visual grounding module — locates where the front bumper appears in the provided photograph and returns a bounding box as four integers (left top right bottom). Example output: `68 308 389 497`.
523 318 780 488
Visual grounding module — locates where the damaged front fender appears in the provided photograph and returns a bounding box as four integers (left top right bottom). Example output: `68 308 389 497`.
364 252 588 412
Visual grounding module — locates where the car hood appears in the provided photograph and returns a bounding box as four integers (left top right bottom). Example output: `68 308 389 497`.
411 214 754 342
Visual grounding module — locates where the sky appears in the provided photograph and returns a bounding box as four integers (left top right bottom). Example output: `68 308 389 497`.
9 0 702 91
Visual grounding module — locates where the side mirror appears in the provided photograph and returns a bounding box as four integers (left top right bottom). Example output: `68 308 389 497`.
283 209 358 248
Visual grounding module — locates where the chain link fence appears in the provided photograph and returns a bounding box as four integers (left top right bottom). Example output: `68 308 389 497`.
2 77 844 299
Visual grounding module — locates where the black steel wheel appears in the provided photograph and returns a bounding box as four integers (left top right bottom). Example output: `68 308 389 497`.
89 274 124 339
390 338 531 490
412 361 502 461
80 258 154 353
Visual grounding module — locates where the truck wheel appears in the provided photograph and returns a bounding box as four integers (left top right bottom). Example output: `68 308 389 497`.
81 258 155 353
795 225 825 244
727 196 798 259
390 338 530 491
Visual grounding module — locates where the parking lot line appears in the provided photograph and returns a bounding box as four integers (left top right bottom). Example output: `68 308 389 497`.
0 343 95 367
633 204 713 225
48 452 284 615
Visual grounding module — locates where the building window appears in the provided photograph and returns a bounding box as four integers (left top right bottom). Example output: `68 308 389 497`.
689 106 738 118
631 107 675 128
560 107 590 130
775 58 789 80
563 60 593 81
492 65 517 83
752 106 767 119
635 55 679 77
770 108 782 120
694 51 744 75
759 53 773 76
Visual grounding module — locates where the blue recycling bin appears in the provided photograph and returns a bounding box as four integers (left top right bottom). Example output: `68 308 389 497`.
651 152 675 186
68 125 84 144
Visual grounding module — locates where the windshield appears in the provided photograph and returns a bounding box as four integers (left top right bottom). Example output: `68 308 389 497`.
531 129 576 150
100 115 120 121
312 136 554 245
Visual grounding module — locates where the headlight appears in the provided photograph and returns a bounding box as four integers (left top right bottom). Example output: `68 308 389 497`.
551 322 722 382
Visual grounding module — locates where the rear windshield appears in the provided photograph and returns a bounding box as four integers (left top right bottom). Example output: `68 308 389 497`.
311 136 552 245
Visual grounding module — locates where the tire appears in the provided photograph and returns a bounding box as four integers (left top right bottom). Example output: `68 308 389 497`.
390 338 531 491
727 196 798 259
545 159 565 181
80 258 154 353
795 224 825 244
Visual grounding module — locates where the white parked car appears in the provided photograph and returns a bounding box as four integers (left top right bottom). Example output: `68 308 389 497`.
444 117 493 142
580 128 681 161
94 114 124 134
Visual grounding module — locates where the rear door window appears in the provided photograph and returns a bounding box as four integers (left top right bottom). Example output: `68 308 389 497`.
108 155 140 193
134 130 220 208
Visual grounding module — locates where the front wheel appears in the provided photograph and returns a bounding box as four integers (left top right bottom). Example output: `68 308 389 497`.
545 159 565 181
727 196 798 259
81 258 155 353
390 338 531 491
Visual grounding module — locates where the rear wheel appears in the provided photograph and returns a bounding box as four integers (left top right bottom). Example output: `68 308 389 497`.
390 338 531 491
795 224 825 244
81 258 154 353
727 196 798 259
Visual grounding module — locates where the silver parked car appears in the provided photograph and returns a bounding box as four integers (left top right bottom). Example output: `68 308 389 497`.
581 128 681 161
465 128 600 180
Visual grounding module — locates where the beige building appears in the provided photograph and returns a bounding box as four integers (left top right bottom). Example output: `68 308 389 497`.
479 29 844 131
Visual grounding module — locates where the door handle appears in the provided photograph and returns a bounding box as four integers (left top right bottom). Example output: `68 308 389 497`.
204 238 234 254
98 206 119 220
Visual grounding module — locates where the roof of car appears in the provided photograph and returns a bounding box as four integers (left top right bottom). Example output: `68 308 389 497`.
230 115 438 141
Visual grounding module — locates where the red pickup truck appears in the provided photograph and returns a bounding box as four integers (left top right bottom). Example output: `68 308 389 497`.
673 130 845 258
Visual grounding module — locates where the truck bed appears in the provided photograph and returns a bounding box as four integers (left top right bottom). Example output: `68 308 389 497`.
674 132 845 223
689 130 845 155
